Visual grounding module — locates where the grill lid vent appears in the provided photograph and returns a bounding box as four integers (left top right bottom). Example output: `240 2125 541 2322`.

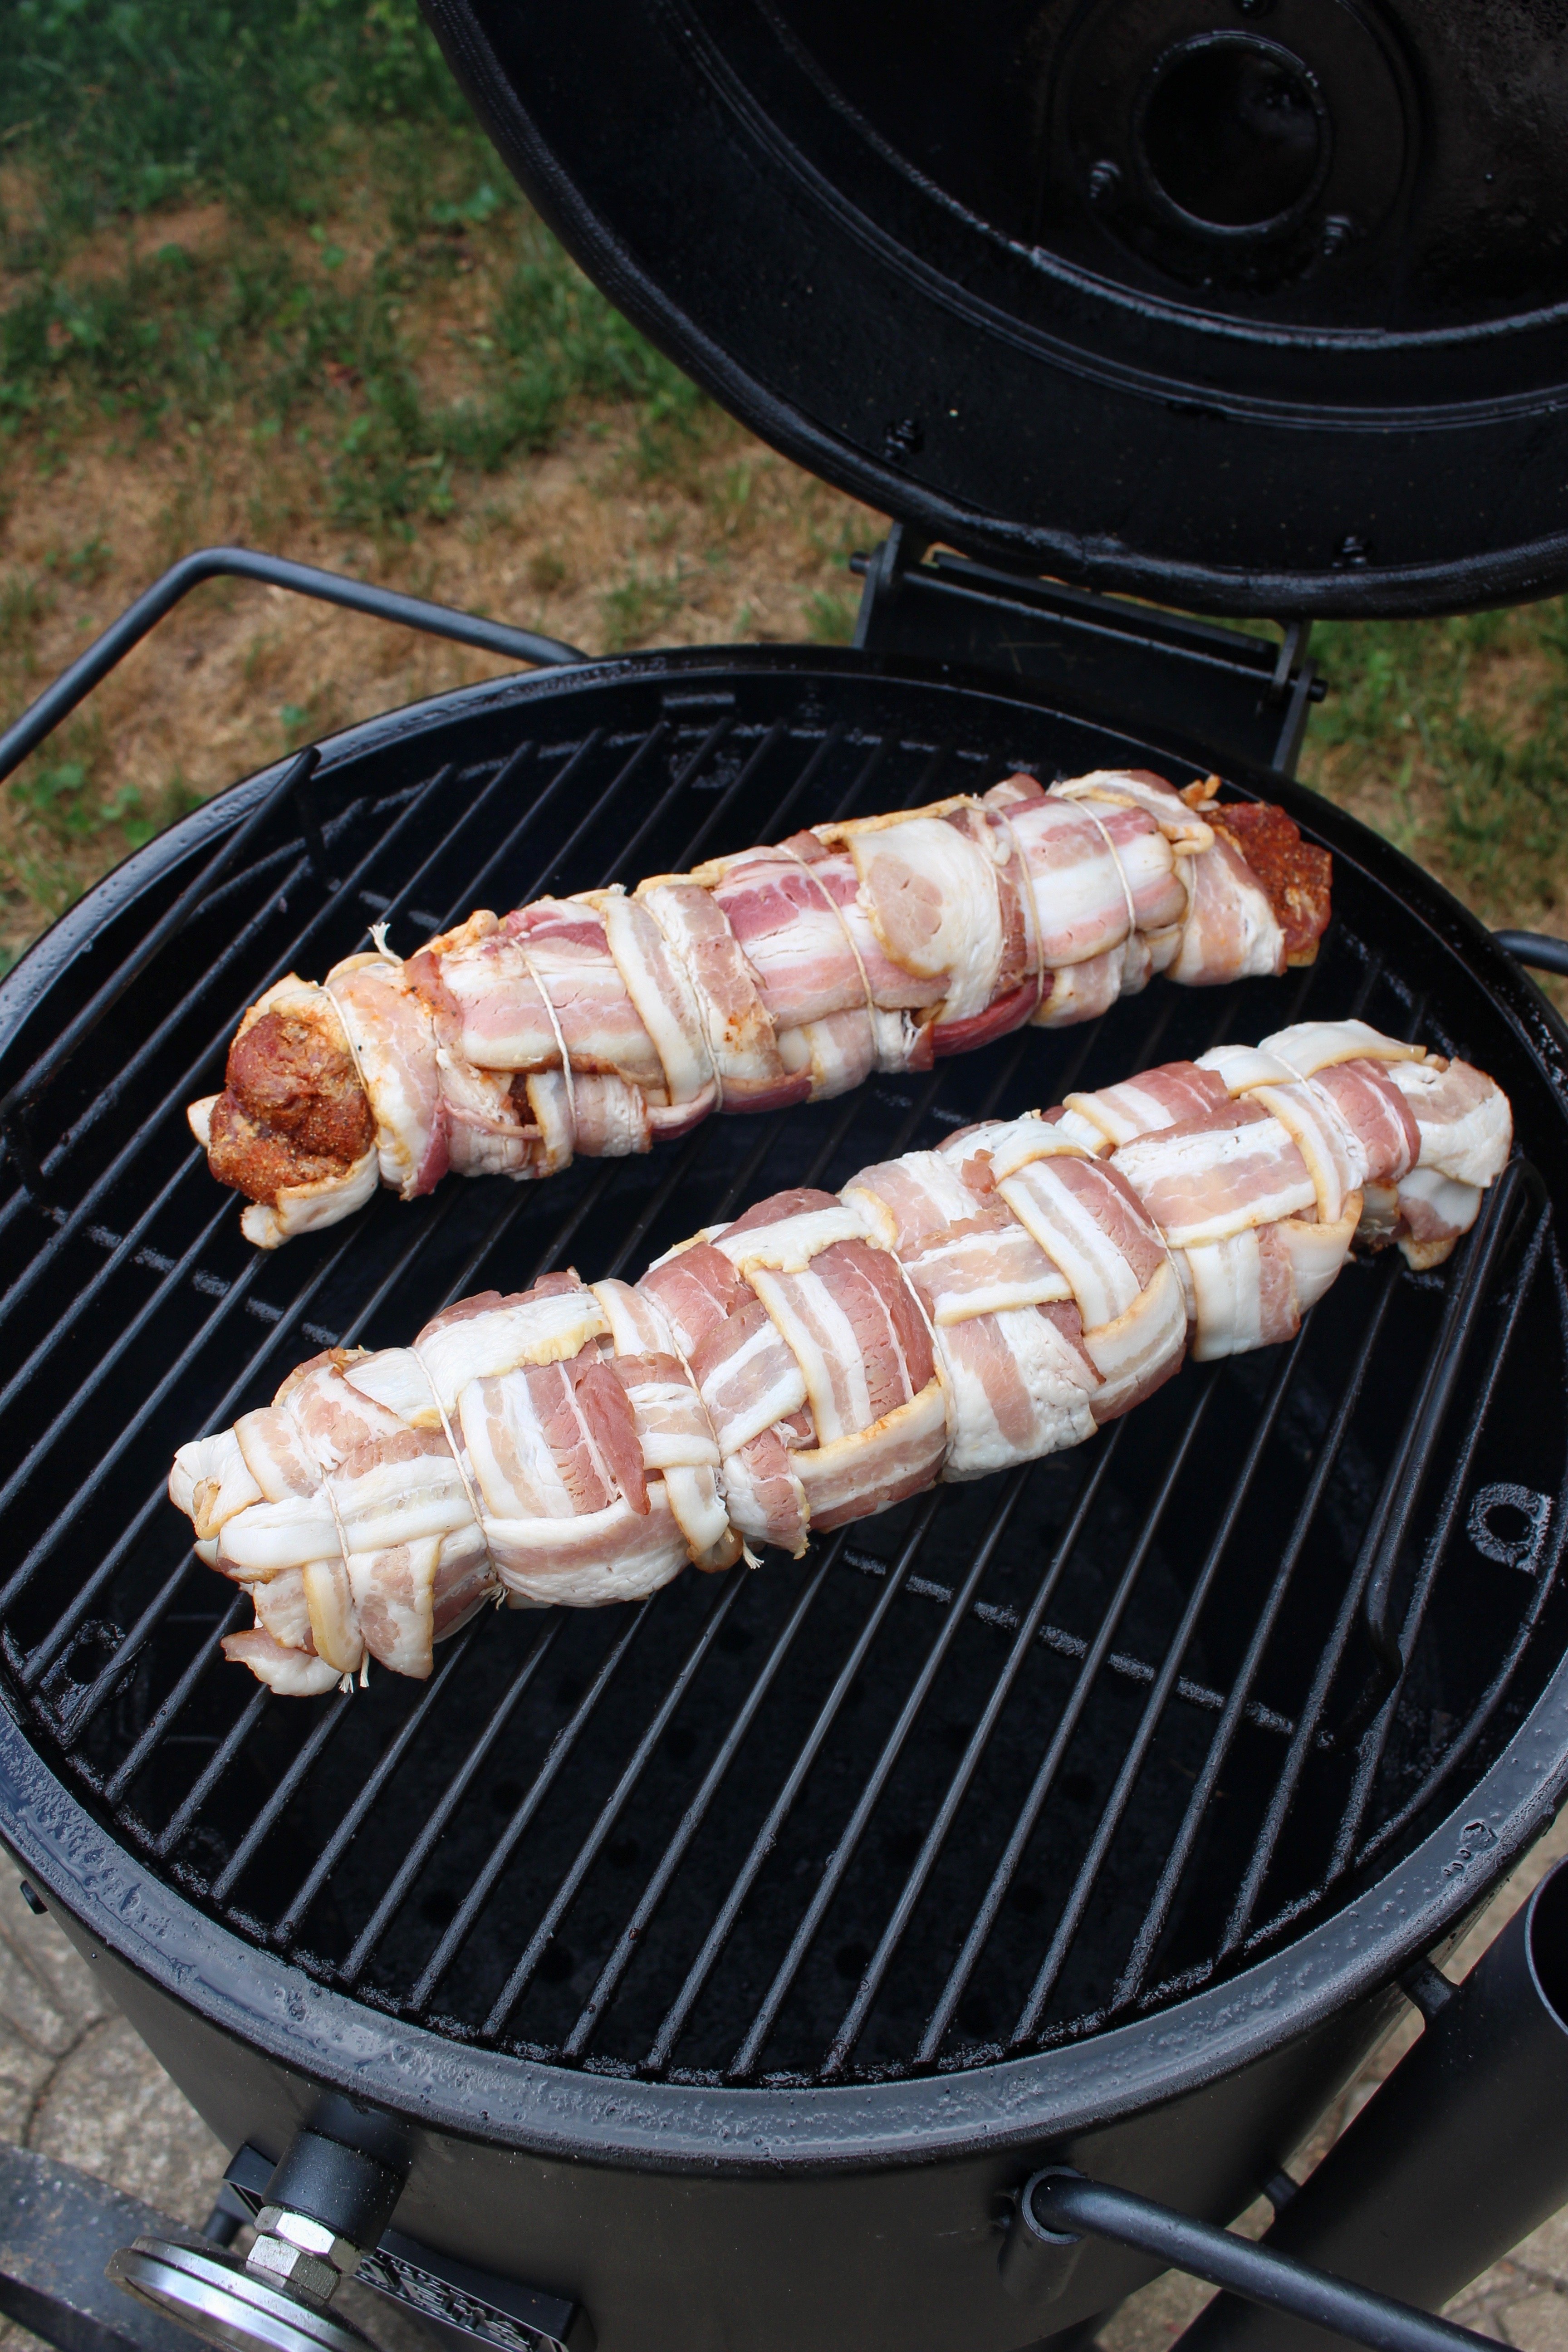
421 0 1568 618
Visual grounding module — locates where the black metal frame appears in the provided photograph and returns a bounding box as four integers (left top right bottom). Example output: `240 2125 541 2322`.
0 544 583 788
1008 2171 1488 2352
851 526 1326 777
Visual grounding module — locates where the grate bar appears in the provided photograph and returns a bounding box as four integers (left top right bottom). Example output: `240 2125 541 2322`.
563 1544 838 2061
339 762 457 944
408 1597 655 2012
706 1124 784 1232
155 1681 270 1860
53 1215 375 1740
913 1420 1133 2062
374 1181 548 1351
1361 1167 1535 1678
56 1549 198 1751
898 740 956 812
8 1203 262 1640
1219 1172 1527 1957
1007 1377 1220 2044
0 1145 205 1441
840 1551 1294 1734
643 1524 923 2074
1329 1208 1550 1879
745 722 846 845
820 1467 1042 2076
1354 1378 1568 1875
526 1161 619 1285
1019 1353 1289 2034
23 830 322 1194
607 721 731 887
339 1614 565 1985
372 744 533 945
1114 1271 1402 2009
672 721 788 874
730 1480 1013 2081
103 1592 250 1807
211 1688 354 1904
4 1190 242 1625
274 1623 485 1947
512 728 669 912
482 1577 746 2038
599 1130 711 1284
0 748 318 1179
441 731 605 928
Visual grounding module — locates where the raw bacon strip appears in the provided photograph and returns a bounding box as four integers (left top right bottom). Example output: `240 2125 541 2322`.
194 768 1331 1245
174 1018 1510 1690
1111 1104 1318 1248
1065 1060 1232 1150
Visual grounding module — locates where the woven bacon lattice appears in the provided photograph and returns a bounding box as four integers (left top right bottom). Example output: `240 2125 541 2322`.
188 769 1329 1248
170 1018 1509 1695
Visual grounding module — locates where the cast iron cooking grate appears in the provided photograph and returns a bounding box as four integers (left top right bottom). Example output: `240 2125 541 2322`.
0 658 1563 2085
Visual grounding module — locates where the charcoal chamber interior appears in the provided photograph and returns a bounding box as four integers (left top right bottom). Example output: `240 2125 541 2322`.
0 650 1564 2092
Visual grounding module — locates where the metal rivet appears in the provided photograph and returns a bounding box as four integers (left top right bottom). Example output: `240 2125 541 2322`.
1322 214 1355 256
1088 159 1121 204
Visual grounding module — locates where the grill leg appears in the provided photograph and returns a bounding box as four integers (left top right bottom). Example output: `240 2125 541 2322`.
1171 1854 1568 2352
109 2127 406 2352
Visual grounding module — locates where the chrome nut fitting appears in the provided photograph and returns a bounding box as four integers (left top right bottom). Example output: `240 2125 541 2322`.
255 2209 360 2277
244 2232 340 2307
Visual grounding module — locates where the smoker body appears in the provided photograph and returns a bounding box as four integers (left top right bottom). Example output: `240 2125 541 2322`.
6 1730 1525 2352
1 652 1566 2352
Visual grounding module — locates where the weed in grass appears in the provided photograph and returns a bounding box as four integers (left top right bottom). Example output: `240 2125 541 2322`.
37 535 112 592
803 586 858 645
1301 602 1568 927
600 565 684 653
707 459 756 541
527 548 568 596
14 747 96 838
0 575 54 672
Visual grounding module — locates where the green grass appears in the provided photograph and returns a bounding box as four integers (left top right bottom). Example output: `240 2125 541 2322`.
1301 603 1568 930
0 0 708 537
3 0 469 227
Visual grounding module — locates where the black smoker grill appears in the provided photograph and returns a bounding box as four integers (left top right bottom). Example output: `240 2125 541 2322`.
5 9 1568 2352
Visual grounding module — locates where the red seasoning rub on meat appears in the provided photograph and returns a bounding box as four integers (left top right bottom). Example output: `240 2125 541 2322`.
190 767 1333 1249
1182 775 1332 968
170 1015 1509 1695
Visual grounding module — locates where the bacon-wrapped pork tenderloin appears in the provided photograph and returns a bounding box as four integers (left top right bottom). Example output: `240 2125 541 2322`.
189 770 1330 1247
171 1018 1507 1695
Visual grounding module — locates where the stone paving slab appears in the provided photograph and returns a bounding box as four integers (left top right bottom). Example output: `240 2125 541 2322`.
0 1819 1564 2352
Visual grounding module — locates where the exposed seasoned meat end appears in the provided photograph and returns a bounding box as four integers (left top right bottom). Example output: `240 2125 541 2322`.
206 1091 361 1207
1205 802 1332 968
226 1010 374 1161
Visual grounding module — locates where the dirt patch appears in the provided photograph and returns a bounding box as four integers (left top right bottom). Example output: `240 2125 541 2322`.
0 363 878 964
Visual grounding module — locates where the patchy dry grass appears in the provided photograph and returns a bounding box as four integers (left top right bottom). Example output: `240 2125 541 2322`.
1299 606 1568 945
5 0 1568 995
0 4 878 967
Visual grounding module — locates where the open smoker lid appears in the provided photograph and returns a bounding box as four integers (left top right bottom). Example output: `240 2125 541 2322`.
422 0 1568 619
